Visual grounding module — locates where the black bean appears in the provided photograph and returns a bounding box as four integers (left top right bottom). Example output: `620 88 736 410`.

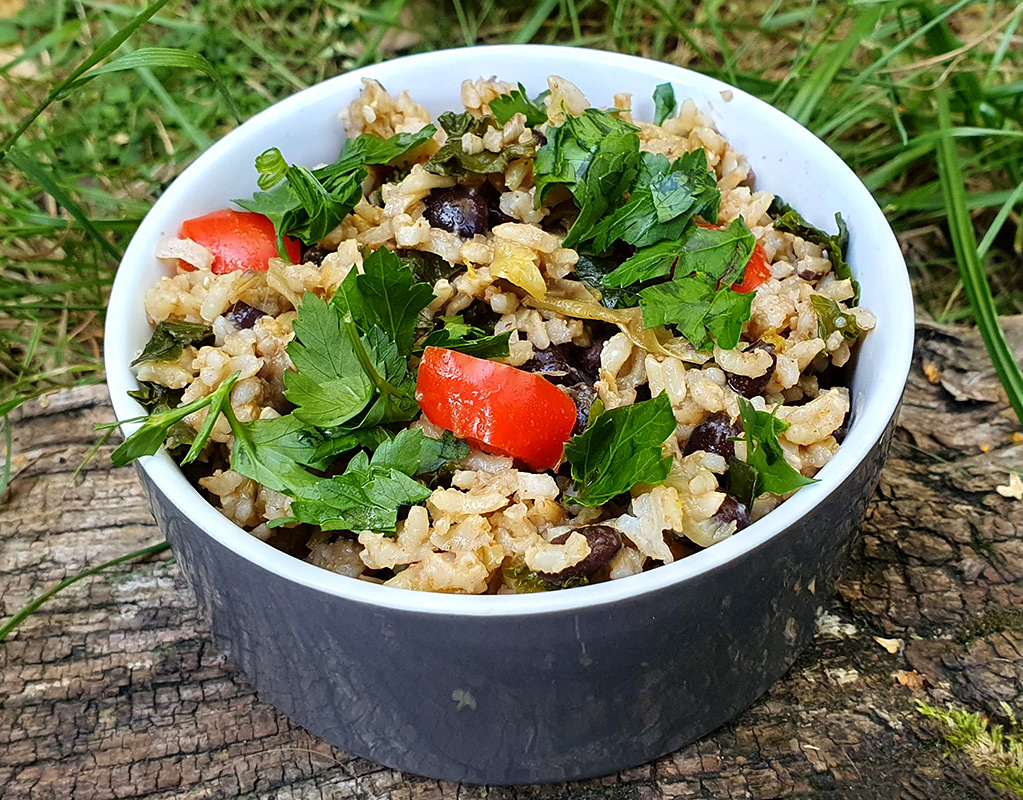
423 186 490 238
532 128 548 147
482 182 515 227
564 382 596 436
714 495 751 531
521 344 596 386
725 342 777 398
225 301 265 330
682 413 742 460
538 525 622 581
301 243 334 267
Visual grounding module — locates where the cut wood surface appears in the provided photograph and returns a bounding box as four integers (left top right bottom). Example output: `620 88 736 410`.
2 319 1022 800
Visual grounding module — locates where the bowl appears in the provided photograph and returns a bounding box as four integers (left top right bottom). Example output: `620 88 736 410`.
104 44 914 784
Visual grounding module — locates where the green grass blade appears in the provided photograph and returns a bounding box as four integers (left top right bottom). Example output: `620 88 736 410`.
0 0 174 159
61 46 241 123
936 89 1023 427
785 5 881 127
0 541 172 644
513 0 559 43
7 150 122 262
977 178 1023 259
0 416 12 497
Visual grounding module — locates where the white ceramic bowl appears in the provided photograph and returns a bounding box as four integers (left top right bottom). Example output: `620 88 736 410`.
105 45 913 783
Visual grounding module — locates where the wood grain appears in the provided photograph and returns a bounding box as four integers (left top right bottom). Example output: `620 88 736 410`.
2 319 1022 800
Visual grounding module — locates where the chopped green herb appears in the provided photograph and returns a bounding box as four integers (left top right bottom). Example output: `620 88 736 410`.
771 197 856 302
127 381 182 412
283 291 375 428
652 82 676 125
425 113 536 176
604 218 755 289
588 149 720 252
725 457 760 508
418 315 511 359
502 563 590 593
489 83 549 127
736 396 817 497
571 253 640 309
235 126 437 256
282 448 433 532
396 249 461 285
638 272 754 350
533 108 642 247
130 320 213 366
347 247 436 356
111 371 239 467
564 392 677 506
810 294 861 342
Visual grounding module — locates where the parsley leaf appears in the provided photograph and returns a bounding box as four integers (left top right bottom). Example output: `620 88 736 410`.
283 292 374 428
111 372 239 467
284 449 433 532
589 149 720 251
127 381 182 413
810 295 862 342
281 430 467 533
534 109 642 247
350 247 436 356
425 113 536 176
771 197 856 302
736 396 817 497
225 412 324 494
370 428 469 475
489 83 549 126
652 82 676 126
564 393 677 506
418 315 511 358
638 272 754 350
131 321 213 366
235 126 436 256
603 217 756 291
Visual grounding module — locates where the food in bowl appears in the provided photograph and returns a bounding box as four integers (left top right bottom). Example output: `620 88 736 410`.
114 75 875 595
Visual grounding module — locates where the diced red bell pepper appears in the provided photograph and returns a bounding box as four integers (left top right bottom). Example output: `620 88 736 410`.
179 209 300 274
731 242 771 293
415 347 578 471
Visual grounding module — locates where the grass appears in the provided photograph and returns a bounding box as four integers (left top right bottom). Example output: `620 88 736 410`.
0 0 1021 433
918 700 1023 796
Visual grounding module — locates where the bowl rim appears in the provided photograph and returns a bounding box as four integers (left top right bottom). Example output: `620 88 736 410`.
104 43 914 617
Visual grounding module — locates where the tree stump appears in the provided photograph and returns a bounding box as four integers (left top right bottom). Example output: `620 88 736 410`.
2 319 1022 799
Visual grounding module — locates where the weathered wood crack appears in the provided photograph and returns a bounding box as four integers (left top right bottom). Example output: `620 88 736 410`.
2 319 1022 799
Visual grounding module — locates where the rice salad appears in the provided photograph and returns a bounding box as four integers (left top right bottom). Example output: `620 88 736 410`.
115 76 875 594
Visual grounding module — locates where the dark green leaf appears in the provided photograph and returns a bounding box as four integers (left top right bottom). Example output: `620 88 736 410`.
127 381 183 412
111 372 239 467
355 247 436 356
397 249 461 285
638 273 753 350
726 457 760 508
571 253 640 309
370 427 468 475
564 393 677 506
236 127 436 254
736 397 817 497
283 451 431 533
589 149 720 251
653 82 676 125
489 83 548 127
283 292 374 427
425 114 536 176
130 321 213 366
810 295 862 342
225 413 326 493
771 198 856 302
418 316 511 358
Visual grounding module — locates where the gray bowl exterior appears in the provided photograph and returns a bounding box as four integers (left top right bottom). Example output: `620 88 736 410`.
136 405 897 785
